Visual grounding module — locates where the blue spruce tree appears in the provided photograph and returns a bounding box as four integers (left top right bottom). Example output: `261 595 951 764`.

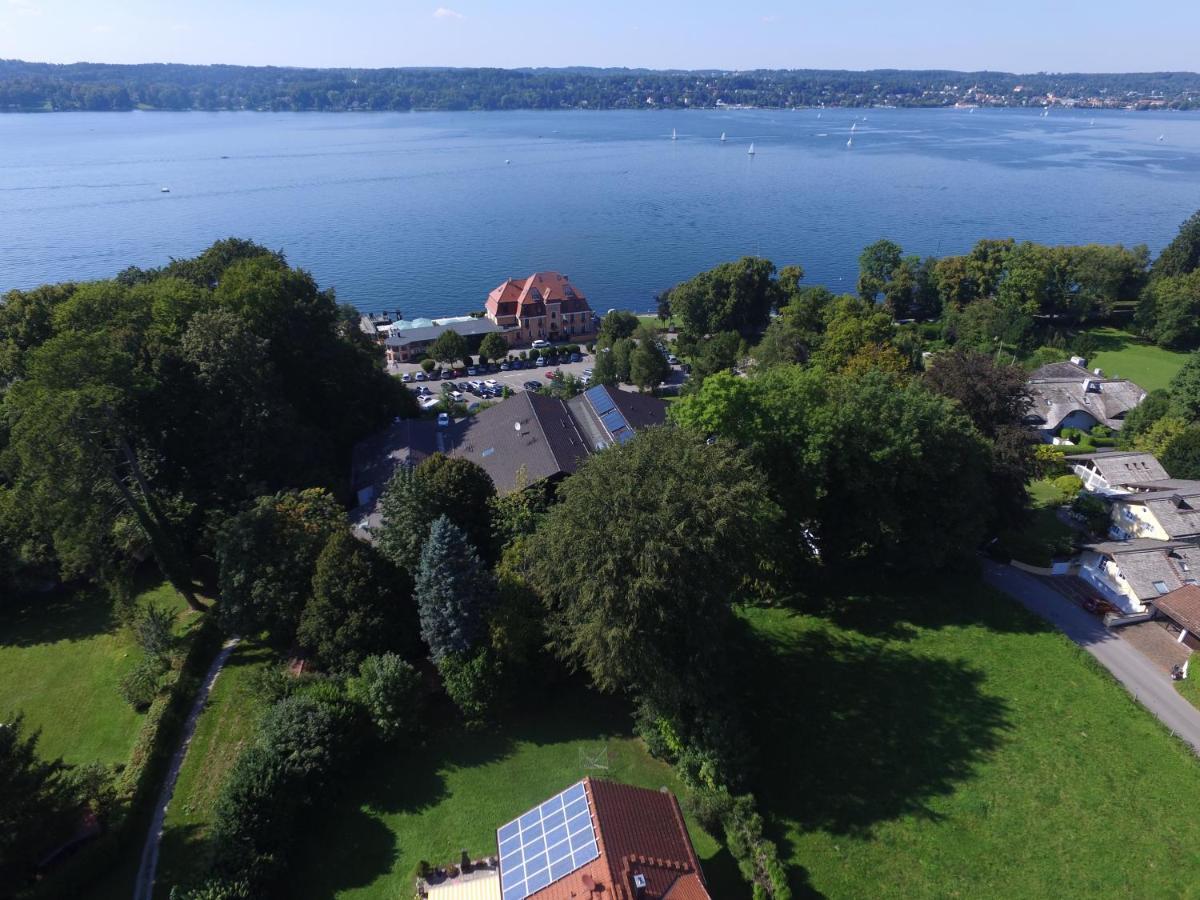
414 515 493 663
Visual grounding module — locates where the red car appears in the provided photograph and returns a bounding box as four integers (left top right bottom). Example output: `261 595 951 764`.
545 370 558 380
1082 596 1120 616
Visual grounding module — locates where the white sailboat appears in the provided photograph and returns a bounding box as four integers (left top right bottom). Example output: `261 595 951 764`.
671 128 677 141
1158 134 1166 142
720 131 727 142
846 137 853 149
747 142 755 156
1041 107 1049 117
850 122 857 132
817 112 822 119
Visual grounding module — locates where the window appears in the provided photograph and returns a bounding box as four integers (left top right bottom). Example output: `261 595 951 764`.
1122 507 1135 522
1154 581 1170 595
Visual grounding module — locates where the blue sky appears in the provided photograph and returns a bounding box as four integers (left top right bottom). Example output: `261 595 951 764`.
1 0 1197 72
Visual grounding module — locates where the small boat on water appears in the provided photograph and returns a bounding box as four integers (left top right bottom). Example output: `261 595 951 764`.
817 112 822 119
851 122 857 132
720 131 727 142
671 128 677 141
160 187 170 193
846 137 853 149
747 142 755 156
1158 134 1166 142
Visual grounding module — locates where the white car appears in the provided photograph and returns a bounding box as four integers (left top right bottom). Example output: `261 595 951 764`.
531 339 551 350
419 396 440 411
484 378 500 390
437 412 450 428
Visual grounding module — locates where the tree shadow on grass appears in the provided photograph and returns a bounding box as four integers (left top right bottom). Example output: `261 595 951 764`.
743 619 1011 837
811 571 1055 643
0 587 118 648
283 804 399 899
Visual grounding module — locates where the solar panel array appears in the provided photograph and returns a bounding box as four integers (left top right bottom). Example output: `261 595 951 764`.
584 386 635 445
497 782 600 900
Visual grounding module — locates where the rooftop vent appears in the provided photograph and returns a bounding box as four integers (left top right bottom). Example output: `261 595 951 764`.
633 873 647 892
1070 355 1088 367
1084 379 1101 393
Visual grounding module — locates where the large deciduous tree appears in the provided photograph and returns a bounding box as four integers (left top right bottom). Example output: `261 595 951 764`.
524 427 778 712
664 257 784 341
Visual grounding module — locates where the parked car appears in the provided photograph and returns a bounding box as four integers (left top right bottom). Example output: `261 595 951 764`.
437 412 450 428
535 356 546 366
467 366 478 376
500 363 510 371
582 368 594 378
531 339 551 350
484 379 499 390
419 396 439 411
400 372 412 382
668 354 679 365
569 352 582 363
441 382 455 393
450 391 465 402
523 380 542 392
415 371 426 381
1082 596 1121 616
545 370 558 380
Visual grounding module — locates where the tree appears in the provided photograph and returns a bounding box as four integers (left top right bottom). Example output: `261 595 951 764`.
3 333 203 609
1169 357 1200 422
346 653 423 743
215 489 345 641
688 331 744 382
629 329 671 391
856 239 903 303
590 344 620 386
1139 271 1200 349
256 695 345 782
375 454 496 570
524 427 779 712
666 257 784 341
0 716 75 893
297 531 414 672
1152 208 1200 280
427 329 469 365
923 350 1032 440
478 332 510 364
414 516 494 663
598 310 639 345
946 296 1034 355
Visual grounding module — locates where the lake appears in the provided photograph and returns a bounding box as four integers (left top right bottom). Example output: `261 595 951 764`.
3 107 1200 318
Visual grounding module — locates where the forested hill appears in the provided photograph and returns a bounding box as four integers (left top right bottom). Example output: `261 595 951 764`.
1 60 1199 112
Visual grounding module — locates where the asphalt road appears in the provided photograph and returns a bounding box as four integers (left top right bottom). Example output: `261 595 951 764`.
982 560 1200 755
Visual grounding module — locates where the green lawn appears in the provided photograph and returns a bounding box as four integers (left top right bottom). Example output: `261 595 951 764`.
741 580 1200 898
1086 326 1190 392
282 688 736 900
0 578 198 765
155 642 276 895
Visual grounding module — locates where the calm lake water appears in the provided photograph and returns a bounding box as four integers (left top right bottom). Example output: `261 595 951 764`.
3 108 1200 317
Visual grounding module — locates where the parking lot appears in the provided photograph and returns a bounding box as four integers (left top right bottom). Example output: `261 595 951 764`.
387 345 687 405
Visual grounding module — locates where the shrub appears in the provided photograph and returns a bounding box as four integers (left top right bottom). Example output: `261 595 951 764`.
346 653 423 743
1049 474 1084 506
438 649 497 725
421 358 436 374
133 602 176 660
1073 493 1110 535
169 880 253 900
119 655 168 710
256 694 345 782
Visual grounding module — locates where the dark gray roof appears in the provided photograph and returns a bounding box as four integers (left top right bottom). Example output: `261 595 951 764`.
1066 451 1169 485
349 418 438 537
444 392 590 494
446 388 668 495
1083 539 1200 600
384 318 502 348
1118 486 1200 540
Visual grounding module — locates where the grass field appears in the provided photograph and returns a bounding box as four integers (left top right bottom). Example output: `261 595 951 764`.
155 641 277 895
0 577 197 765
741 580 1200 898
1086 327 1190 392
283 687 735 900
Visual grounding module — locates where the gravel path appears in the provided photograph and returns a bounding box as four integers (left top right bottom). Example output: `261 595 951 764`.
132 637 240 900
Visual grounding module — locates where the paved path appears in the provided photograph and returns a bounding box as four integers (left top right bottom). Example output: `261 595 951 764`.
983 560 1200 755
132 637 240 900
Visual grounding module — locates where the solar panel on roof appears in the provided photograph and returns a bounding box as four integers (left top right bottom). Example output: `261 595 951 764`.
497 781 599 900
584 385 616 416
600 408 628 434
613 427 635 445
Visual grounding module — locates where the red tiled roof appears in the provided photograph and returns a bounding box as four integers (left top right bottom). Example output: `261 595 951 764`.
526 778 711 900
1154 584 1200 635
486 272 592 321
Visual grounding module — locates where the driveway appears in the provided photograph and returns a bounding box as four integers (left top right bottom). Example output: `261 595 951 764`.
982 560 1200 754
